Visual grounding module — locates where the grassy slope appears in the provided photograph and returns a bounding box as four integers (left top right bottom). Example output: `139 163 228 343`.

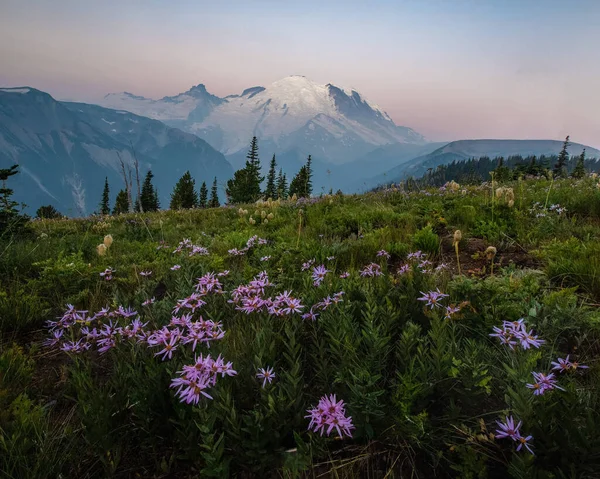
1 177 600 478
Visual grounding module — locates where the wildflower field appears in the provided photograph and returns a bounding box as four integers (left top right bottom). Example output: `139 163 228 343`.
1 176 600 478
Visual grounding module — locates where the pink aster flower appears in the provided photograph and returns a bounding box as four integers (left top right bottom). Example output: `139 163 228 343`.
306 394 354 439
256 366 276 388
417 289 449 309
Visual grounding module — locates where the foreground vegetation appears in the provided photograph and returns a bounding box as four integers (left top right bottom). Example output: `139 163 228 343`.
1 173 600 478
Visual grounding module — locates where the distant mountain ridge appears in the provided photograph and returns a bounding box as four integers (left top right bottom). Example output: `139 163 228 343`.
100 75 426 164
0 87 232 215
362 139 600 190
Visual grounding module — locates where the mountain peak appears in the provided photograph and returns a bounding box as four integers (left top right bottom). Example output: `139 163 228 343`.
96 76 426 159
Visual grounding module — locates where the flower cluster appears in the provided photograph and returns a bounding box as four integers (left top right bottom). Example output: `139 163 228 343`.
526 371 564 396
551 355 588 373
99 267 115 281
360 263 382 277
173 238 209 257
301 291 344 321
306 394 354 438
495 416 534 454
170 354 237 403
529 202 567 218
228 272 305 316
490 319 545 350
376 249 390 259
311 264 331 286
228 235 268 256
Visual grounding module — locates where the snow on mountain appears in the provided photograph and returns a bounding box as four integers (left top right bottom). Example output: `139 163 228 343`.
98 76 426 163
102 84 223 123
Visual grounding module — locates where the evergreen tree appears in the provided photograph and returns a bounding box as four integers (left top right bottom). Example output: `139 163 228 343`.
264 154 278 199
289 166 307 198
140 171 159 212
305 155 313 196
100 177 110 215
36 205 63 219
170 171 199 209
276 169 288 199
554 135 570 178
226 169 247 204
288 155 313 198
226 137 264 203
209 177 220 208
113 190 129 215
199 181 208 208
0 165 28 235
572 149 586 179
245 136 263 200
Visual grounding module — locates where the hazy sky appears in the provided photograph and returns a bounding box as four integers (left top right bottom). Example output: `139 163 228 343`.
1 0 599 148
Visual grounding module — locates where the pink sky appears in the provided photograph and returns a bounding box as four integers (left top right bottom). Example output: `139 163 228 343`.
1 0 599 148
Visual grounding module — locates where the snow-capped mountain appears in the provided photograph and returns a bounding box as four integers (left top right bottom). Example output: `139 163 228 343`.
99 76 426 164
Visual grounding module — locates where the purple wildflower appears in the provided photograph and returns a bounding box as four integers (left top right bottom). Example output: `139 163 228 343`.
376 250 391 259
312 265 331 286
306 394 354 439
495 416 522 441
256 366 276 388
171 264 181 271
360 263 382 277
397 264 410 275
518 329 545 350
516 435 535 455
444 305 461 319
142 297 155 307
417 289 449 309
139 270 152 277
526 371 564 395
339 271 350 279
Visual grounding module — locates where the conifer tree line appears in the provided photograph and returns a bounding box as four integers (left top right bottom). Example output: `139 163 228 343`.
389 136 599 190
225 136 312 204
98 136 313 215
99 170 225 215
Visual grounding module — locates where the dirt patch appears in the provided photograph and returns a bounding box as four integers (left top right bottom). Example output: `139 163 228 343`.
439 234 542 278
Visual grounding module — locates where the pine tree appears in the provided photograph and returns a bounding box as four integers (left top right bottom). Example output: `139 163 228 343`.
100 177 110 215
276 168 288 199
226 168 248 204
170 171 199 209
289 166 307 198
209 177 220 208
288 156 313 198
140 171 159 212
304 155 313 196
199 181 208 208
226 137 264 203
572 149 586 179
245 136 264 201
154 188 160 210
554 135 570 178
264 154 278 199
0 165 28 234
113 190 129 215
